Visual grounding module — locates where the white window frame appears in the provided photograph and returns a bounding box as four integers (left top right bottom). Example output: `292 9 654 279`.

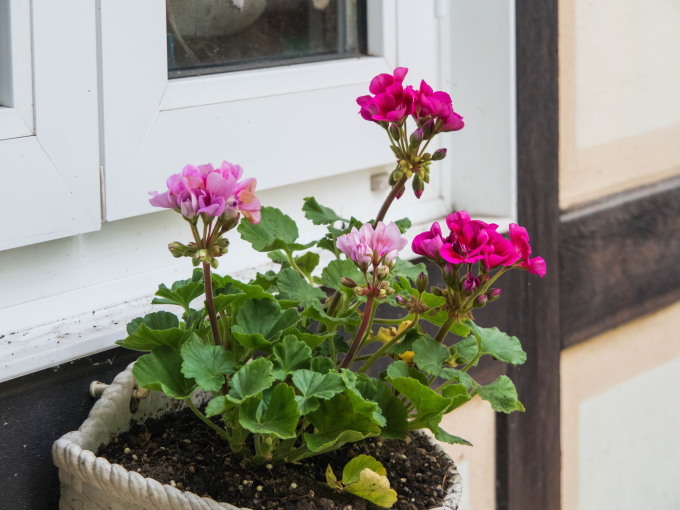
99 1 451 222
0 0 101 251
0 0 517 383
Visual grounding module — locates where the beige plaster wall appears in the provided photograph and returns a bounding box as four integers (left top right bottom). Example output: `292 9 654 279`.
561 301 680 510
437 397 496 510
560 0 680 208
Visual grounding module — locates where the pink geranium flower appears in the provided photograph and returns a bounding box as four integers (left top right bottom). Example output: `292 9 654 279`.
149 161 261 224
509 224 547 277
481 230 521 270
337 222 407 271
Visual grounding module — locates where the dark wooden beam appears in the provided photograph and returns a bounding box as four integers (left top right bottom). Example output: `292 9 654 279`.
496 1 561 509
560 175 680 348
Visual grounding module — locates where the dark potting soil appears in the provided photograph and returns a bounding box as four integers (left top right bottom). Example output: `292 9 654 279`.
97 407 456 510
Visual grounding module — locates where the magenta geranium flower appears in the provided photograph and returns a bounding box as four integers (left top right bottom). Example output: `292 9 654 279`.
412 221 445 261
412 80 465 132
337 221 407 271
149 161 261 224
481 230 521 270
439 212 495 265
356 67 416 124
509 224 547 277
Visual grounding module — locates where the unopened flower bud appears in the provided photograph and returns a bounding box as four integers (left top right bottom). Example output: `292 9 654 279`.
462 274 481 295
410 128 424 148
443 264 457 288
488 288 502 301
395 185 406 199
168 242 187 258
412 175 425 199
377 288 388 300
474 294 489 307
340 277 358 288
375 264 390 279
431 148 447 161
210 258 219 269
354 286 369 296
396 295 408 305
416 272 428 293
421 118 436 139
388 123 401 140
431 286 444 297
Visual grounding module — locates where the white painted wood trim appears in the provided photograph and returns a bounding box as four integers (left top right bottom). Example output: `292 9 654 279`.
0 0 101 250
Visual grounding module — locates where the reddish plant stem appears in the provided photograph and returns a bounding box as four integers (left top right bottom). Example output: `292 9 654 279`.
202 261 223 346
375 175 408 224
340 293 375 369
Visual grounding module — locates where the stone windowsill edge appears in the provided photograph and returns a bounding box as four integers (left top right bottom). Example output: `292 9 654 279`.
0 215 512 383
52 362 463 510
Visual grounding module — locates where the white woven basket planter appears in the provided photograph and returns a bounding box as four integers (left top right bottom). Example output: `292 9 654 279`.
53 362 463 510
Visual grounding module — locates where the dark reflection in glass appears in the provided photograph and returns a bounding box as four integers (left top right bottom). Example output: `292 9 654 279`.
167 0 366 78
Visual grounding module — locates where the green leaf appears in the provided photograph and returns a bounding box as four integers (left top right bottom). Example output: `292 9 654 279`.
310 357 336 374
267 251 289 264
477 375 525 413
434 427 472 446
442 384 471 413
292 331 332 349
205 395 236 417
238 206 313 252
295 252 321 275
354 375 408 439
391 258 427 283
231 299 300 351
393 217 412 233
238 383 300 439
343 454 386 483
133 347 196 399
305 395 381 452
272 335 312 379
227 358 275 404
291 369 345 414
301 304 359 329
321 259 364 291
302 197 348 225
466 322 527 366
341 371 386 427
117 324 192 352
180 339 238 392
346 468 398 508
126 311 180 335
385 360 429 387
387 376 451 432
277 268 326 308
410 335 472 388
451 336 478 365
152 280 204 310
211 276 274 312
251 271 278 291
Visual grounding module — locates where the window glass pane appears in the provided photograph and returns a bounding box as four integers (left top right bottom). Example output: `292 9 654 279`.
166 0 366 78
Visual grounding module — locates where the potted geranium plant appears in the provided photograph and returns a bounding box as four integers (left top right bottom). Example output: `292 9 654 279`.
53 67 545 510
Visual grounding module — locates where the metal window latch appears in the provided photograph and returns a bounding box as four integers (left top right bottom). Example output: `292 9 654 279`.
89 380 149 400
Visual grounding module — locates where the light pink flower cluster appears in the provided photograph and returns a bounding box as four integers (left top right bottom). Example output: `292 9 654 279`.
337 222 408 271
149 161 261 224
412 211 546 277
356 67 464 132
